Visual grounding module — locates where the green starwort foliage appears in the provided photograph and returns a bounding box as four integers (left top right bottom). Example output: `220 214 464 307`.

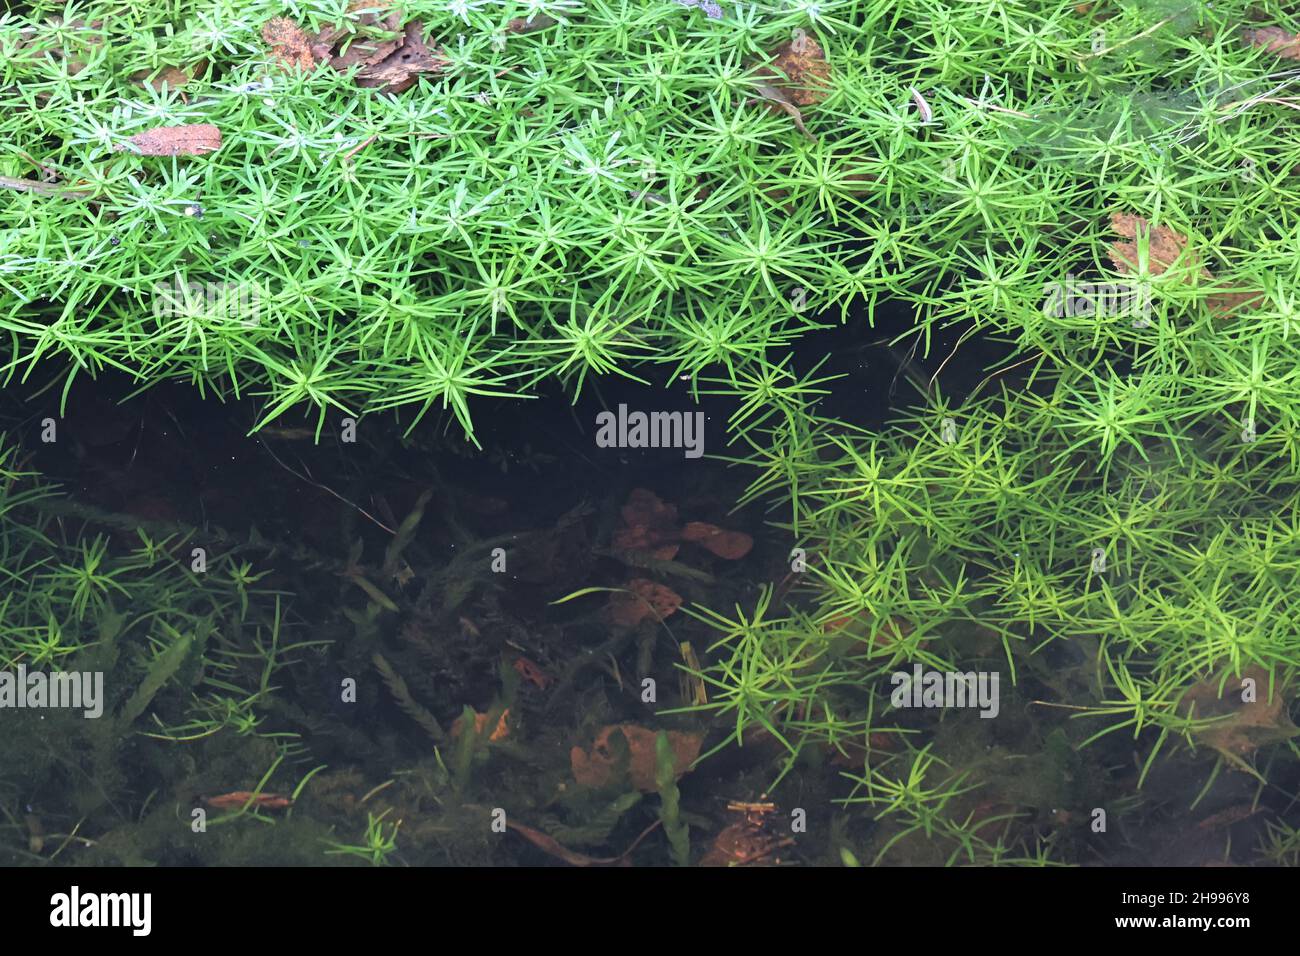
6 0 1290 444
6 0 1300 864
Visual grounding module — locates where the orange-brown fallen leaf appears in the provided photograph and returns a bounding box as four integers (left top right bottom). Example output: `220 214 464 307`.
513 656 553 690
328 8 404 73
680 521 753 560
507 819 660 866
606 578 682 627
1242 26 1300 60
507 14 557 34
263 17 317 71
263 11 446 93
1180 665 1297 768
353 20 447 93
115 124 221 157
760 28 831 107
1195 804 1260 831
451 708 510 742
1106 212 1261 317
699 800 793 866
614 488 679 552
748 28 831 141
571 724 703 791
131 64 201 93
205 791 294 810
1107 212 1211 280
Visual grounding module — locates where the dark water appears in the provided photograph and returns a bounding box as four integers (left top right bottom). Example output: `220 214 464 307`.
0 296 1286 868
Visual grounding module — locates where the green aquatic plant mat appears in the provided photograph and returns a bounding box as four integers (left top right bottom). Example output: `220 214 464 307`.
3 0 1297 444
694 342 1300 863
0 433 315 858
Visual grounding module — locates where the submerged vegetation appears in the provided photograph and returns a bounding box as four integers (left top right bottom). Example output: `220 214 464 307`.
3 0 1300 865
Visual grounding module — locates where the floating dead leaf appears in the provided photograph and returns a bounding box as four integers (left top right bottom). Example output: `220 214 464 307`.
513 656 553 690
507 819 660 866
1242 26 1300 60
115 124 221 157
1107 211 1210 279
1180 666 1297 771
263 16 316 70
570 724 703 791
451 708 510 742
614 488 679 551
1106 212 1261 317
758 28 831 107
266 8 446 93
354 20 447 93
680 521 753 560
329 8 404 73
1195 803 1260 831
507 13 557 34
131 64 199 93
606 578 682 627
204 791 294 810
699 800 793 866
750 81 814 141
747 28 830 141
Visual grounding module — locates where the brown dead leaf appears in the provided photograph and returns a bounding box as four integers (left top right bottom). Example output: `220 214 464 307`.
450 708 510 742
1242 26 1300 60
329 8 404 73
613 489 679 550
1107 211 1210 279
507 13 557 34
354 20 446 93
748 29 830 141
750 82 815 141
263 16 316 70
266 8 446 93
570 724 703 791
1180 666 1297 768
1107 212 1262 317
1194 803 1259 831
115 124 221 157
699 801 793 866
606 578 682 627
131 65 196 93
680 521 753 560
759 28 831 107
507 819 660 866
